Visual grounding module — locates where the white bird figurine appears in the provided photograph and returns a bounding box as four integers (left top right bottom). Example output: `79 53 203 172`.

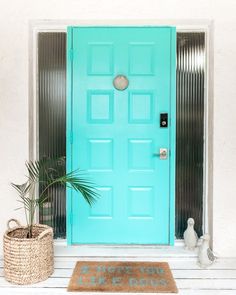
183 218 198 250
198 234 216 268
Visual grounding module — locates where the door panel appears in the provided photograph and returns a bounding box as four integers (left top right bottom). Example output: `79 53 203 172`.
67 27 176 244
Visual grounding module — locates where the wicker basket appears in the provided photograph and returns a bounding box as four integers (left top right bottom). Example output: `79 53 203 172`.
3 219 54 285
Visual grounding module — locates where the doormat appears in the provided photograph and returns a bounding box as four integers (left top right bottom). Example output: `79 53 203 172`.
67 261 178 293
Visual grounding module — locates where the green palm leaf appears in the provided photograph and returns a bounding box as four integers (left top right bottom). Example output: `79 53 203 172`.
11 157 99 238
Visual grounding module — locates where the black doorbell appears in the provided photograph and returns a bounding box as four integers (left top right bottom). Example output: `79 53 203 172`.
160 113 168 128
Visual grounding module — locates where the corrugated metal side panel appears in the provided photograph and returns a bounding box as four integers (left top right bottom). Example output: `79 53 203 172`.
176 32 205 238
38 33 66 238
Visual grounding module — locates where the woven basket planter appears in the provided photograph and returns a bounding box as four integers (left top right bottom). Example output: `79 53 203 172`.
3 219 54 285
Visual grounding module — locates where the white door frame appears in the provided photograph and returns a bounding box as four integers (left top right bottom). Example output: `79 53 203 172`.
28 19 214 246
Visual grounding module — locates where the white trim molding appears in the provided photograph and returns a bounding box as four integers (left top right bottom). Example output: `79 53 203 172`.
53 239 198 258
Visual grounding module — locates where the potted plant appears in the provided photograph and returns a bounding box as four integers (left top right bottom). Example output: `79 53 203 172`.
3 157 98 285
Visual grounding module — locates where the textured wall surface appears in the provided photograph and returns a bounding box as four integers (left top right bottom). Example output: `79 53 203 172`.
0 0 236 256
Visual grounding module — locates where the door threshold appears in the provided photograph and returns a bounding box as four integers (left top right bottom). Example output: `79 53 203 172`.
54 239 198 258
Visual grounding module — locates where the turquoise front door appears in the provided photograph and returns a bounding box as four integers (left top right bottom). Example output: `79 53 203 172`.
67 27 176 245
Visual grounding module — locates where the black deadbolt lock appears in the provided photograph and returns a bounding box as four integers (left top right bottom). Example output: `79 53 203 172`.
160 113 168 128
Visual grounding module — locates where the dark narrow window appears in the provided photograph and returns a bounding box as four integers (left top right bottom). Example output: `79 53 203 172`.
37 31 205 239
176 33 205 238
38 33 66 238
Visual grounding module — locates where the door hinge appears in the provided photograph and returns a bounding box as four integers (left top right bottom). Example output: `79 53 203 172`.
69 49 74 61
70 131 73 144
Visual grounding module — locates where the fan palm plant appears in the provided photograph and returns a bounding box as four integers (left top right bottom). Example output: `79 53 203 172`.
11 157 99 238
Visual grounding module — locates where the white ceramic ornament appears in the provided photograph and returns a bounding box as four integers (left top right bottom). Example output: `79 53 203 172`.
198 234 216 268
183 218 198 250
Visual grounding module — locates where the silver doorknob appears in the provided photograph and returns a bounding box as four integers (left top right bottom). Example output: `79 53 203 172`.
153 148 168 160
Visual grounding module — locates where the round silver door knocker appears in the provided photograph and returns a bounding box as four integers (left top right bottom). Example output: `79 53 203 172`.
113 75 129 91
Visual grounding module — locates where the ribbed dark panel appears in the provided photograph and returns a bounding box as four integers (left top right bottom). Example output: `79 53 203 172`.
176 33 205 238
38 33 66 238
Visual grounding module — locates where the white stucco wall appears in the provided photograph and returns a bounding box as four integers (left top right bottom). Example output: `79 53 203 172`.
0 0 236 257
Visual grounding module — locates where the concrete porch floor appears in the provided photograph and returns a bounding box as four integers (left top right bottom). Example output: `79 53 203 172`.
0 244 236 294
